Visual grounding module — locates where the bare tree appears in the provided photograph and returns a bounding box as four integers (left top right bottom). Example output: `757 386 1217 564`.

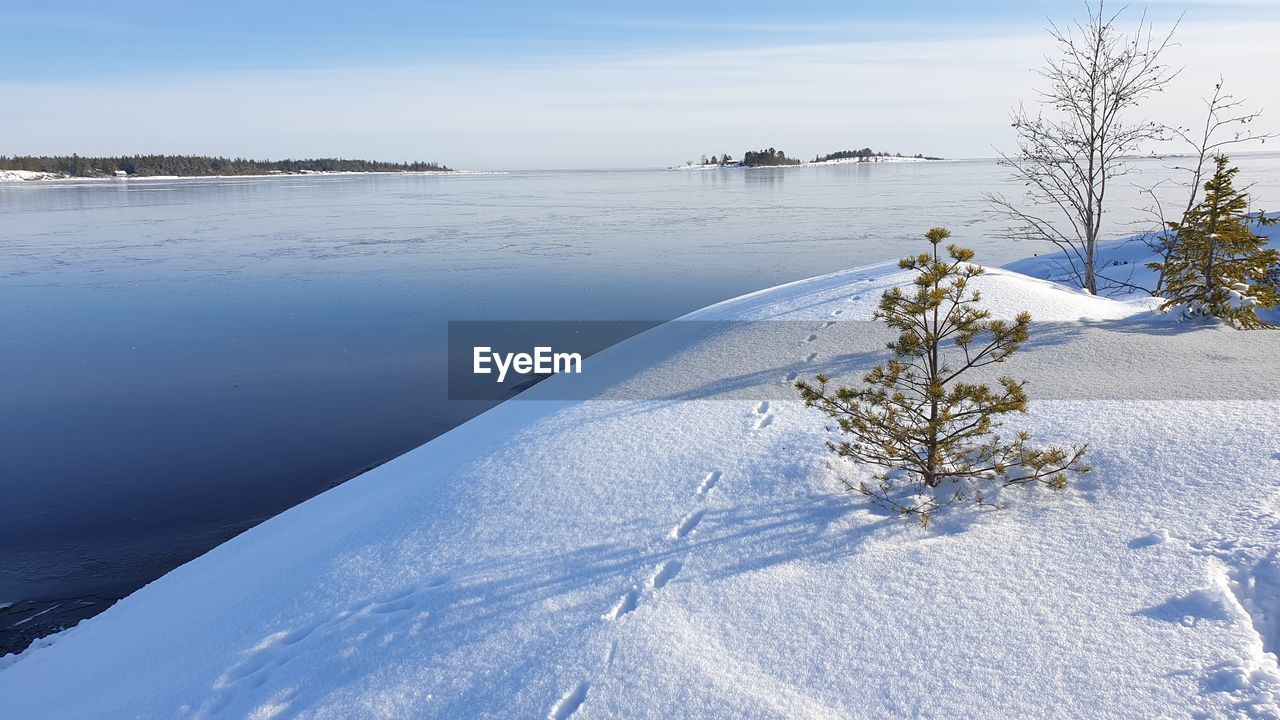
1141 79 1275 293
986 1 1179 295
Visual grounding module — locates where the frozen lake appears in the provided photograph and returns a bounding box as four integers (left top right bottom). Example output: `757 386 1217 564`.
3 155 1278 651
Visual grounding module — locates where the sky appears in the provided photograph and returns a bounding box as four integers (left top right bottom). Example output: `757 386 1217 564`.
2 1 1280 169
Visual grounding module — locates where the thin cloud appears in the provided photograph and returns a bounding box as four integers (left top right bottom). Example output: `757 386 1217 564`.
3 22 1276 170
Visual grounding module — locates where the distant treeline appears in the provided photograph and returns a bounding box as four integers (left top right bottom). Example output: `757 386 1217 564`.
813 148 942 162
0 155 450 177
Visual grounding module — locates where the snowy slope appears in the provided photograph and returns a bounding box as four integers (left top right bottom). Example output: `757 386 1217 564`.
2 264 1279 719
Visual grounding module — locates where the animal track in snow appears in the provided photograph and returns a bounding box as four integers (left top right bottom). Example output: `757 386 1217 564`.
368 594 416 615
822 320 836 327
784 371 798 382
604 589 639 620
650 560 683 589
670 510 706 540
752 398 776 427
804 333 818 343
195 584 437 717
804 352 818 363
696 470 721 496
548 681 589 719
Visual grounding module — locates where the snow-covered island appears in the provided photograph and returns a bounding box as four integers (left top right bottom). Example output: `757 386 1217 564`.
1 226 1278 718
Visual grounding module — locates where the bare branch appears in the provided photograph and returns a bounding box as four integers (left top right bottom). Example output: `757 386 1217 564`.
989 0 1179 295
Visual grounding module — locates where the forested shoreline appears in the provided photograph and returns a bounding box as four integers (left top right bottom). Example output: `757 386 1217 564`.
0 155 450 177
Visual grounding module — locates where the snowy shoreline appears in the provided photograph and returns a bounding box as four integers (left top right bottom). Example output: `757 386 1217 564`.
1 237 1279 717
0 169 465 184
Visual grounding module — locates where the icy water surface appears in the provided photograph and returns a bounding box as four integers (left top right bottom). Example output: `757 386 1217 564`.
3 156 1279 652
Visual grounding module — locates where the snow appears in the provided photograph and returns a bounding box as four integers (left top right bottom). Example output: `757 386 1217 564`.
0 170 65 182
1 258 1279 718
1002 215 1280 325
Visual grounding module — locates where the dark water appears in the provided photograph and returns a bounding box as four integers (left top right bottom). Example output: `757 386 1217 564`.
3 157 1278 652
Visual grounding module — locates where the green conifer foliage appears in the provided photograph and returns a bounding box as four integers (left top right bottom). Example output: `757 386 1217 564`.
796 227 1089 527
1150 155 1280 329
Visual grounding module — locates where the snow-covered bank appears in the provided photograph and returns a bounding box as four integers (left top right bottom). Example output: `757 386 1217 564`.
2 261 1279 718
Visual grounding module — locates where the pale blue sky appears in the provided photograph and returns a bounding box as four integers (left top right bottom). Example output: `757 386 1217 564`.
3 1 1278 168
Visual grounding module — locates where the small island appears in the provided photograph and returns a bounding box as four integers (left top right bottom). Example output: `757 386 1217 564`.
0 154 450 179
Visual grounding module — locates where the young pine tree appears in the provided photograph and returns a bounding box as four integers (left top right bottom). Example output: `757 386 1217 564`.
796 227 1089 527
1150 155 1280 329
